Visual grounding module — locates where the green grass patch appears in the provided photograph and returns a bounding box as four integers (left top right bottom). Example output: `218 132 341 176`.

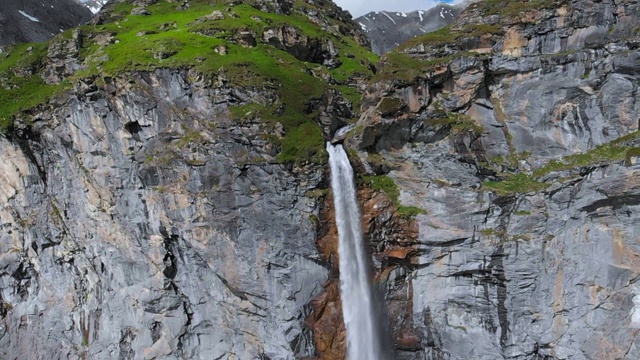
400 25 462 49
461 24 505 37
399 23 502 51
397 206 427 218
483 173 550 195
276 122 326 164
532 141 639 178
371 51 454 83
362 175 427 218
491 151 531 169
0 0 377 164
363 175 400 203
468 0 567 19
479 228 506 237
0 42 67 131
425 112 484 136
484 131 640 196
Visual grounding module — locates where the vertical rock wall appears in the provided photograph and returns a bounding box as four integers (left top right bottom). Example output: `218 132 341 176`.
0 69 327 359
346 0 640 358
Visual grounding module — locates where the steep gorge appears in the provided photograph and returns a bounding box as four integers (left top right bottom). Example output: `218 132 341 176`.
1 0 640 359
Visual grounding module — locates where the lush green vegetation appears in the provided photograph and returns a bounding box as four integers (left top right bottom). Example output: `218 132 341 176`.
462 24 505 37
398 23 501 51
0 43 67 131
362 175 427 218
483 173 550 196
399 25 462 49
371 51 459 83
532 135 640 177
483 131 640 195
364 175 400 202
396 206 428 219
468 0 567 18
0 0 378 164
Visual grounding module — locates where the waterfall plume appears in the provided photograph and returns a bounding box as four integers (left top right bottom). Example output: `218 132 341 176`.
327 143 383 360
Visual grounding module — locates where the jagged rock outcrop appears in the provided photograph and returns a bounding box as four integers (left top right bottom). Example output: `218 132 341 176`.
343 0 640 358
42 29 84 84
263 26 340 67
0 0 92 46
354 5 460 55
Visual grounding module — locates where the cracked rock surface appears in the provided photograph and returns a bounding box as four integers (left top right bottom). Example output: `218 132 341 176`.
0 69 326 359
4 0 640 359
344 0 640 358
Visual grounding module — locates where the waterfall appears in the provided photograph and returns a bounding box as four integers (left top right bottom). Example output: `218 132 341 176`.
327 143 382 360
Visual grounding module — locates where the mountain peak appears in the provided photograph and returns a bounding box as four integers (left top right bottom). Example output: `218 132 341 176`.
355 4 461 54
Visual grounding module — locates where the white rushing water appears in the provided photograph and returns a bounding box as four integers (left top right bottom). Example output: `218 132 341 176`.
327 143 382 360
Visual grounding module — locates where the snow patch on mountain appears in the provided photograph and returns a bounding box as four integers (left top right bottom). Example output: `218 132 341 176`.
354 4 461 54
18 10 40 22
79 0 108 13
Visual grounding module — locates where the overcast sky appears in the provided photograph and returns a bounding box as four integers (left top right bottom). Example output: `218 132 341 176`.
334 0 463 18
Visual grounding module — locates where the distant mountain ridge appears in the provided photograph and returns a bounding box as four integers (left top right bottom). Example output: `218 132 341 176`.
355 4 460 54
0 0 92 45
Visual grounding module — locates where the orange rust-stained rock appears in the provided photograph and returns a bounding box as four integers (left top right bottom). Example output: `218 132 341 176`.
315 192 340 271
358 187 423 352
306 192 346 360
307 280 346 360
396 327 422 351
381 247 415 260
306 173 423 358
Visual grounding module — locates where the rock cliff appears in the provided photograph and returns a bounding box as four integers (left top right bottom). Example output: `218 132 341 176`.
2 0 640 359
0 0 372 358
345 0 640 358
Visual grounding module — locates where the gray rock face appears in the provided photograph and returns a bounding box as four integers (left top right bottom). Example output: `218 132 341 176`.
0 69 327 359
0 0 92 45
354 5 460 54
5 0 640 358
348 0 640 358
263 26 340 67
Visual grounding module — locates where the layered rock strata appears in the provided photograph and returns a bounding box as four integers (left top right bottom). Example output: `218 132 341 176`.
344 0 640 358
